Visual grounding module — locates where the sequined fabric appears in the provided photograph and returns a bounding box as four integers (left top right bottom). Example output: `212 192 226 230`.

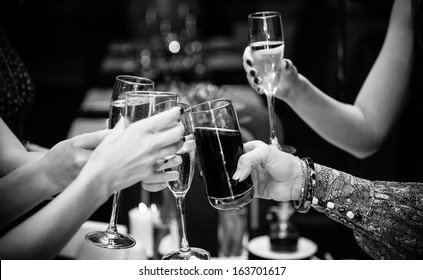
312 164 423 259
0 20 35 140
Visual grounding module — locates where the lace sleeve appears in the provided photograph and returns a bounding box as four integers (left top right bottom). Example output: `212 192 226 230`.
311 164 423 259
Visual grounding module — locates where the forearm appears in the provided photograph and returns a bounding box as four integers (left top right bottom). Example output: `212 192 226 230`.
282 76 377 158
0 157 60 230
0 170 108 259
312 163 423 259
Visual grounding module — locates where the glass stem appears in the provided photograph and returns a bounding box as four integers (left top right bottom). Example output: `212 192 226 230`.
175 195 190 252
266 92 280 148
106 191 121 233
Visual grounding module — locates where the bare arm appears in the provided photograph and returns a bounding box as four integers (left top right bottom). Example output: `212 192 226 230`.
0 118 108 230
287 0 413 158
0 118 42 175
0 107 184 259
243 0 414 158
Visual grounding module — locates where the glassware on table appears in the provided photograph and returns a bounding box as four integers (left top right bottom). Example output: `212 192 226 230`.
85 75 154 249
161 102 211 260
248 11 295 154
189 99 254 210
218 208 249 259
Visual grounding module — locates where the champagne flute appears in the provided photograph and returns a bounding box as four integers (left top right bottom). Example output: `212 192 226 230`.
162 102 211 260
85 75 154 249
248 11 295 154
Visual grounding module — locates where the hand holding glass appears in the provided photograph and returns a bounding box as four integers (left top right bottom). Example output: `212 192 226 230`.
248 11 295 154
85 75 154 249
189 99 254 210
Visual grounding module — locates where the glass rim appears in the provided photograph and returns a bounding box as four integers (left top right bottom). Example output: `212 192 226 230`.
125 90 178 98
189 98 233 113
248 11 281 19
115 75 154 85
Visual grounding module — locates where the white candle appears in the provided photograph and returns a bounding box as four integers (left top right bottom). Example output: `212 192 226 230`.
128 203 153 258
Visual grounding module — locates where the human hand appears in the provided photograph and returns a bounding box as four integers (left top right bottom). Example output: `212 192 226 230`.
142 134 196 192
39 129 110 194
82 106 185 198
242 46 300 100
232 140 302 201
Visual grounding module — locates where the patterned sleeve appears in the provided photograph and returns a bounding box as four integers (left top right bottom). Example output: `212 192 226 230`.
311 164 423 259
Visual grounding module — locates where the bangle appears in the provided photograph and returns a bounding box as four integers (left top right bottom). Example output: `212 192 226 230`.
293 157 316 213
293 157 308 212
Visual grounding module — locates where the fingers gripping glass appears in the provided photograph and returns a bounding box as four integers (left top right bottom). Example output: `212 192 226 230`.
85 75 154 249
248 11 295 154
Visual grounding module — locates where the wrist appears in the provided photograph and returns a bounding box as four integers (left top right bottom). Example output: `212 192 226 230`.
280 74 309 104
290 156 304 201
293 157 316 213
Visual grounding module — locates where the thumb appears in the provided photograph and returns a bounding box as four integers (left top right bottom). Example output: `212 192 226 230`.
72 129 110 149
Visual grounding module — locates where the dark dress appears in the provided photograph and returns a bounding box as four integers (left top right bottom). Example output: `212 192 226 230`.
0 18 36 140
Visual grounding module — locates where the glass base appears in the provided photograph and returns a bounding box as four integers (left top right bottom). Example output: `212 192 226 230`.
85 231 136 249
209 187 254 210
162 247 211 260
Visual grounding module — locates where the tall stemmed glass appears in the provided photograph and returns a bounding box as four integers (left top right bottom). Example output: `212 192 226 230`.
85 75 154 249
248 11 295 154
162 102 211 260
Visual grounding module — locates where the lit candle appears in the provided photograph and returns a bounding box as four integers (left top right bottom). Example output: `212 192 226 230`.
128 203 153 257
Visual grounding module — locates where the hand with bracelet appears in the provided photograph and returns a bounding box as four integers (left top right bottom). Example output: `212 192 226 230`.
233 140 423 259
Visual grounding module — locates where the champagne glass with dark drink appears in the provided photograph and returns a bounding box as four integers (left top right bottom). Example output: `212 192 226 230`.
248 11 295 154
162 102 211 260
189 99 254 210
85 75 154 249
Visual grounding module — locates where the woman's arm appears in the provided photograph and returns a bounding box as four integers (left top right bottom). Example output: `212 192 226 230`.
313 164 423 259
0 107 184 259
243 0 414 158
0 119 109 230
0 118 42 175
234 140 423 259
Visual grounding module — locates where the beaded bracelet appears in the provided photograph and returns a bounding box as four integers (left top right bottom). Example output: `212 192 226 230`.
293 157 316 213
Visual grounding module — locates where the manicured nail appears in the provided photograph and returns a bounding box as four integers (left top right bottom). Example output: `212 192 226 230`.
250 70 257 77
232 170 242 181
164 159 169 164
179 107 185 115
254 77 262 85
246 59 253 67
182 136 186 142
285 60 290 69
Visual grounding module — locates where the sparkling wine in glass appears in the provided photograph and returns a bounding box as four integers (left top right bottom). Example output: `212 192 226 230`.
248 11 295 154
85 75 154 249
162 102 211 260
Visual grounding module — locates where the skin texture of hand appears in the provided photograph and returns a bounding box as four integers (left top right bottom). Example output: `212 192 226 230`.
232 140 303 202
141 133 196 192
0 107 185 259
81 106 185 199
39 129 111 194
0 126 110 231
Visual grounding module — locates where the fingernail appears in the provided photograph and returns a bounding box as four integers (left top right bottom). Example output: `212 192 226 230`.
179 107 185 115
182 136 186 142
254 77 262 85
232 170 242 181
250 70 257 77
285 60 290 69
247 59 253 67
164 159 169 164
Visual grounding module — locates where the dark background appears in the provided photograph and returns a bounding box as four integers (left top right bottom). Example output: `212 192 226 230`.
5 0 420 259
